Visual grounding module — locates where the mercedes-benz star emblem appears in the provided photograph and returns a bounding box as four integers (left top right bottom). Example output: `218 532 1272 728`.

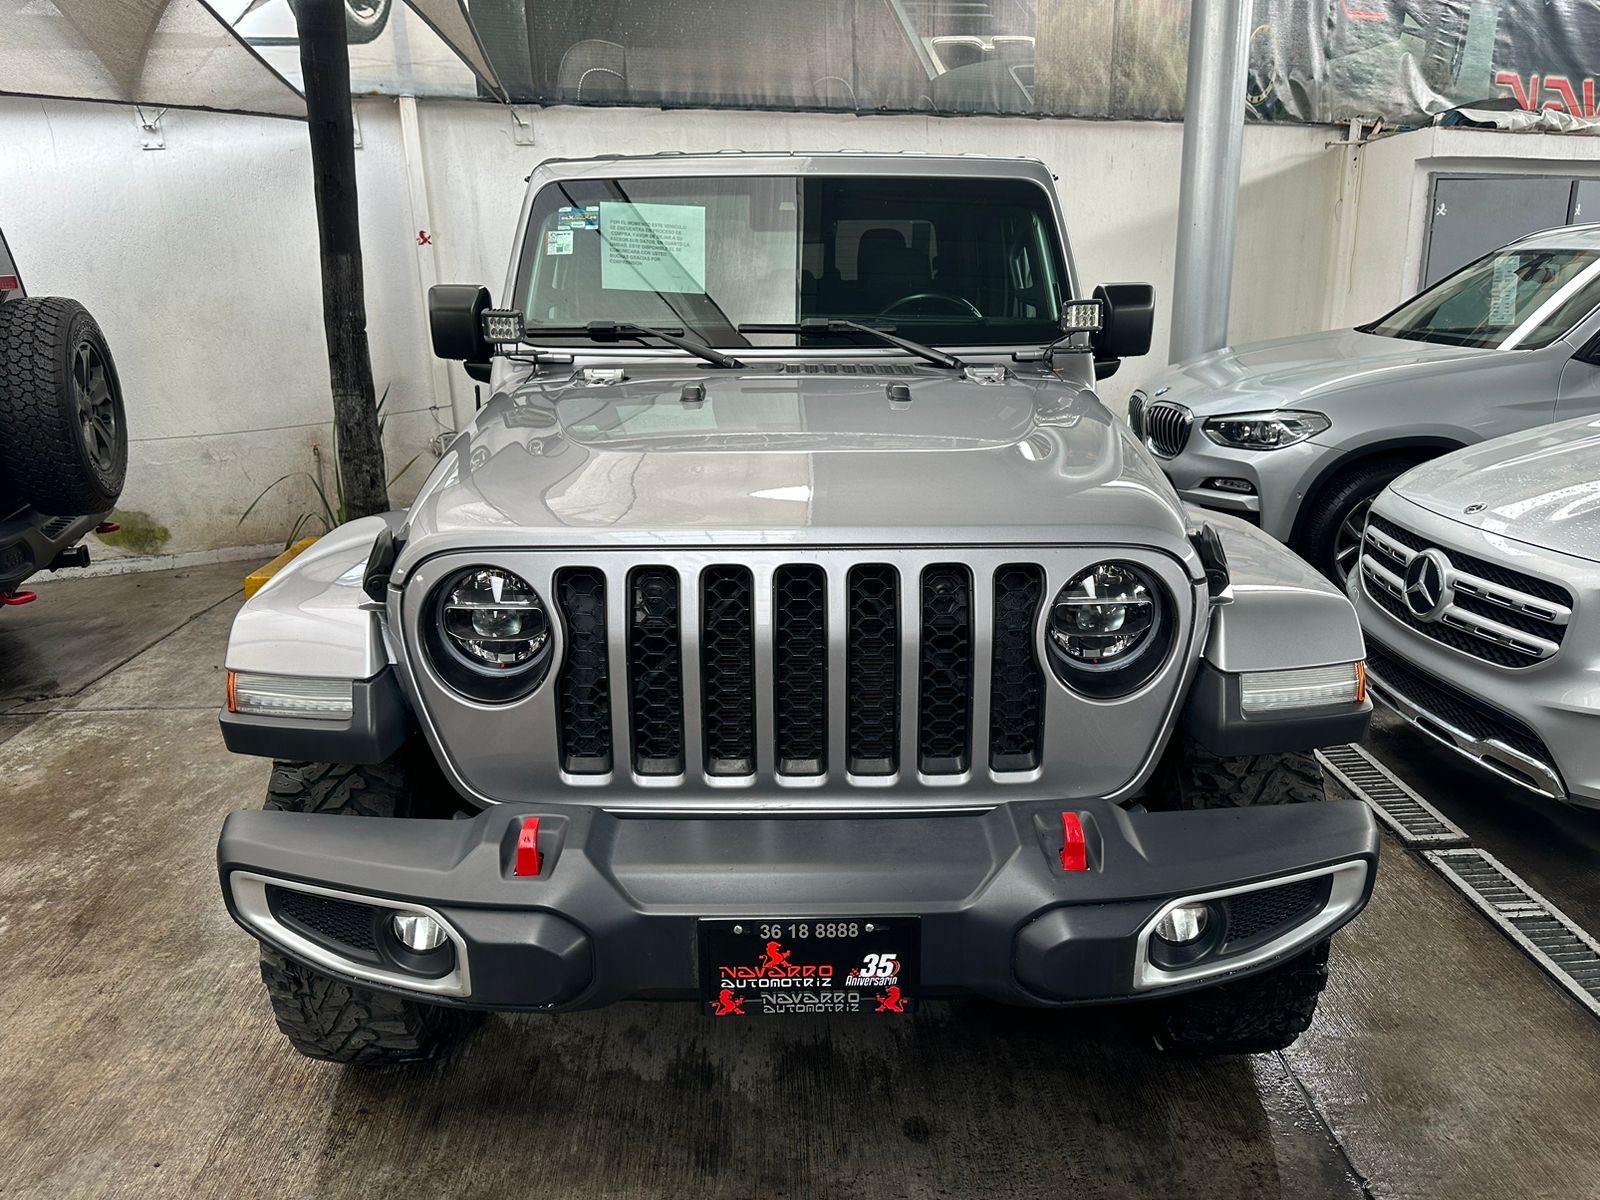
1464 503 1486 514
1402 548 1452 621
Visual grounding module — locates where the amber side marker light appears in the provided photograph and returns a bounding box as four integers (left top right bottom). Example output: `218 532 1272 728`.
226 670 238 714
1356 660 1367 704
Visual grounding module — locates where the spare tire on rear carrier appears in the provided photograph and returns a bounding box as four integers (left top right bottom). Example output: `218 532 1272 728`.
0 296 128 516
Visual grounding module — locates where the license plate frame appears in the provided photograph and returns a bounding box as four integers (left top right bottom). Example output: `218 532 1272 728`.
698 917 920 1017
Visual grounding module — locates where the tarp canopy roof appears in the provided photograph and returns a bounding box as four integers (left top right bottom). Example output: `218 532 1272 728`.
0 0 504 119
0 0 306 118
235 0 504 100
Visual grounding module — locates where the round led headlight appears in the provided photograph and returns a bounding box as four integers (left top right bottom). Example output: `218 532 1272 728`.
1047 562 1171 696
426 566 553 701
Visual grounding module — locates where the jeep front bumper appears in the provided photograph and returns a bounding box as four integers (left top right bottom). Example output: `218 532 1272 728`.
217 799 1378 1010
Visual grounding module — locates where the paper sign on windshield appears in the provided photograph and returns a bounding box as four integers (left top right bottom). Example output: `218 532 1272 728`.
599 202 706 294
1488 256 1521 325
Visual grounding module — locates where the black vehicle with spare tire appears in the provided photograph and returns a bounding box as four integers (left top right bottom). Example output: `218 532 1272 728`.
0 226 129 602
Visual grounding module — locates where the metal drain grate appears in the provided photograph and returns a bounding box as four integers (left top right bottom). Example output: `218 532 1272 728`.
1317 744 1469 846
1425 848 1600 1019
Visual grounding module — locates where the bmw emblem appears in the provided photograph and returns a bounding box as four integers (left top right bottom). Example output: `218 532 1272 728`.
1402 549 1453 621
1464 503 1486 514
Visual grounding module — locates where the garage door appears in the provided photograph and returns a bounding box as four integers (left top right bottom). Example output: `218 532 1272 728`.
1422 175 1576 287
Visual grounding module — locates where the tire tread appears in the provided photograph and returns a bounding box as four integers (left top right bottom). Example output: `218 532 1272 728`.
0 296 126 514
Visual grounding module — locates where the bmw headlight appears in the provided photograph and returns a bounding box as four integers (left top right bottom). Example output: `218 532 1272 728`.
1047 562 1171 696
425 567 553 700
1201 410 1329 450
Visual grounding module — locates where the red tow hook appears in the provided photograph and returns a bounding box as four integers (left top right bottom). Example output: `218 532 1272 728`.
514 816 543 877
1060 812 1087 872
1 591 37 607
94 521 121 534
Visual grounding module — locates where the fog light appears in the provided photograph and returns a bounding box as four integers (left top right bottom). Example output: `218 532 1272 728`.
1154 904 1210 945
392 912 448 953
1203 477 1256 495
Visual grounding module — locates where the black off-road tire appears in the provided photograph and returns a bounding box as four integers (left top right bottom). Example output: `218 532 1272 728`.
265 758 411 816
1164 733 1326 809
1296 457 1420 588
259 947 480 1065
256 756 482 1066
1151 941 1331 1056
1147 735 1332 1053
0 296 128 515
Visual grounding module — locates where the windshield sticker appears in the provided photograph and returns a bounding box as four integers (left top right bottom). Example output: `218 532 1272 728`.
557 206 600 230
599 201 706 294
1489 256 1520 325
545 228 574 256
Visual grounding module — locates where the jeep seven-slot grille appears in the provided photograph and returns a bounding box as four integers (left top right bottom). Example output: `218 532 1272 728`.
555 568 613 774
847 565 902 775
560 563 1051 784
773 565 827 774
918 565 974 774
701 566 756 775
990 564 1046 771
628 567 685 775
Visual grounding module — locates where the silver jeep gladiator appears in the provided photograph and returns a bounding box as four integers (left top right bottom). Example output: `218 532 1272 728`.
216 152 1379 1065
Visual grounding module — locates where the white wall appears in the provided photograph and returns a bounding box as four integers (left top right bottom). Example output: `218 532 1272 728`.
1330 126 1600 329
0 94 1343 555
0 97 449 558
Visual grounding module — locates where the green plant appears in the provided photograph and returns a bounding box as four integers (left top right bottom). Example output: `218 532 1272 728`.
239 385 422 548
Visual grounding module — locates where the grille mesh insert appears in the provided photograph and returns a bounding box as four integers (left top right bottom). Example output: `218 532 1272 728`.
846 565 900 775
1221 877 1328 946
990 564 1046 772
627 567 685 775
918 565 973 774
1366 641 1553 766
270 887 378 953
701 566 756 775
555 568 612 774
773 565 827 775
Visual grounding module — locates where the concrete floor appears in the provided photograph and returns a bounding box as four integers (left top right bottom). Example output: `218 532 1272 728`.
2 566 1598 1200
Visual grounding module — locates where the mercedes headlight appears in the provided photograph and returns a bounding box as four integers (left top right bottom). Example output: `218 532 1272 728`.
1201 410 1329 450
425 566 553 700
1047 562 1171 696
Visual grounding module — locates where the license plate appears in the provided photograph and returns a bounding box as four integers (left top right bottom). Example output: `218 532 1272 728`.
699 917 920 1017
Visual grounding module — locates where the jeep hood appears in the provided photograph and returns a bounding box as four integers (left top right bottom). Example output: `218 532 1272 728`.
1149 328 1500 415
1392 415 1600 563
402 365 1191 553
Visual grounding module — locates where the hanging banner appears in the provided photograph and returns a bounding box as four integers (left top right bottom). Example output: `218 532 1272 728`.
225 0 1600 126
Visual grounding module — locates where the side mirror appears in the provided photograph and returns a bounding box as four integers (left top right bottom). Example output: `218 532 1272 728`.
429 284 492 381
1091 283 1155 363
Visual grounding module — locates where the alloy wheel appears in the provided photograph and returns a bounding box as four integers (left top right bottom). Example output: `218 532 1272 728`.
72 339 118 480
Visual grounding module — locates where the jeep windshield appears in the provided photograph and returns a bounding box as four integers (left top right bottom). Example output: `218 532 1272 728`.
511 175 1067 350
1360 244 1600 350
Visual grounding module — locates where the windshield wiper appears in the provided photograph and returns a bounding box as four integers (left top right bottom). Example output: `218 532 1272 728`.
528 321 744 369
738 319 965 370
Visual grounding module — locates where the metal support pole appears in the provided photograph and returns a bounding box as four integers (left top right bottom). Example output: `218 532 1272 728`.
397 94 467 435
1168 0 1252 365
